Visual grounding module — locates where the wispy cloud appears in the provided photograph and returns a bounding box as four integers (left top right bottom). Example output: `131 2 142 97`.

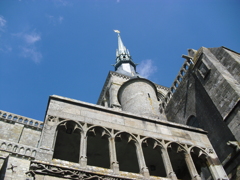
24 33 41 44
0 15 6 31
0 45 12 53
52 0 70 6
13 31 42 63
0 15 11 52
137 59 157 79
21 47 42 63
46 14 64 25
58 16 64 23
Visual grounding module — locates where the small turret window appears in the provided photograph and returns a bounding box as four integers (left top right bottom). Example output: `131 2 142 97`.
148 93 151 98
198 61 210 79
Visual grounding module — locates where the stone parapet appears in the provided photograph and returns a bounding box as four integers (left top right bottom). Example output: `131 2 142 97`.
0 139 37 159
0 110 43 130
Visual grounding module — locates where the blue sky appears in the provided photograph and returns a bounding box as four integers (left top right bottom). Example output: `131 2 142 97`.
0 0 239 121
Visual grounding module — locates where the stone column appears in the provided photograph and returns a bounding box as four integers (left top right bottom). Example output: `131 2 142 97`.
161 148 177 180
184 152 201 180
104 98 108 107
206 156 229 180
36 120 56 161
135 143 149 178
79 133 87 168
109 137 119 174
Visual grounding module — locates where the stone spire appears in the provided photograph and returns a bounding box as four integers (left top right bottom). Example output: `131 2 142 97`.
113 30 137 76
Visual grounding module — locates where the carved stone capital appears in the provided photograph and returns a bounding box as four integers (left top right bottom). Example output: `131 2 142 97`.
79 156 87 167
111 161 119 174
168 171 177 180
140 166 149 178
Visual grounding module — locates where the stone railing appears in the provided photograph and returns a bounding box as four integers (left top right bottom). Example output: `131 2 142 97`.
160 58 193 111
0 139 37 159
0 110 43 129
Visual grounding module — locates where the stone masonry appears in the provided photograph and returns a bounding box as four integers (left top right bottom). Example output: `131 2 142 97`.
0 44 237 179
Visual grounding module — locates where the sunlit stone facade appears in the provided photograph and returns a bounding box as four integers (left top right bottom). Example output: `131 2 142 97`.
0 33 239 179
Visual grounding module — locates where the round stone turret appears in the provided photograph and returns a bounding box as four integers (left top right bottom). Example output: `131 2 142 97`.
118 78 163 119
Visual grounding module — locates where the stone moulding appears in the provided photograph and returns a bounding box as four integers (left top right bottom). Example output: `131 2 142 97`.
49 95 207 134
0 110 43 130
26 161 134 180
0 139 37 159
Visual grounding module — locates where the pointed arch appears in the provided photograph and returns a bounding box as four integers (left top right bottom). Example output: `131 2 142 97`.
13 145 18 152
187 115 200 128
114 131 139 173
53 120 82 163
31 150 36 157
56 119 83 131
19 147 25 155
167 142 191 179
7 144 12 151
1 143 6 150
25 148 31 156
190 146 213 179
114 131 138 142
86 126 111 168
87 125 111 137
141 137 166 177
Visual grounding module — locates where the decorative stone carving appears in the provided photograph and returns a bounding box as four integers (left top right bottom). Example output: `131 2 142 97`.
26 162 132 180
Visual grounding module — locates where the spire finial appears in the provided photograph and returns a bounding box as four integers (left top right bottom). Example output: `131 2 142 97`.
113 30 137 75
114 30 129 57
114 30 120 34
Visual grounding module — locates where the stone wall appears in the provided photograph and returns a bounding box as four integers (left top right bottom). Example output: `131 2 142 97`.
0 110 43 180
165 46 240 179
34 95 228 180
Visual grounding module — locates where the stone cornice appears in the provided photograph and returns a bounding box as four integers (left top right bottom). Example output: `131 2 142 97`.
48 95 207 134
0 110 43 130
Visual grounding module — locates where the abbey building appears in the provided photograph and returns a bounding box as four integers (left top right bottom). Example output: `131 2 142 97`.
0 32 239 180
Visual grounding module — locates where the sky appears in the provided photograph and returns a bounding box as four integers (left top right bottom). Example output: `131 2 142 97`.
0 0 240 121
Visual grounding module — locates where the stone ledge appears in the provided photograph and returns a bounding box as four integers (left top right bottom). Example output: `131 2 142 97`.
0 139 37 159
48 95 207 135
0 110 43 130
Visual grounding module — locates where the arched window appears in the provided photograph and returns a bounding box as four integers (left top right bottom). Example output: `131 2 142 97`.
167 143 191 179
142 138 166 177
86 126 110 168
190 147 213 179
187 115 200 128
115 132 139 173
53 121 81 163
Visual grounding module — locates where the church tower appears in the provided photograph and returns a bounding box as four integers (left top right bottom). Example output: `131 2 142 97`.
0 32 230 180
97 31 168 120
114 30 137 76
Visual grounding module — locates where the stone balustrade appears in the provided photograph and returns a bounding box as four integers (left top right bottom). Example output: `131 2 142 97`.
0 139 37 159
160 58 193 111
0 110 43 129
44 117 224 180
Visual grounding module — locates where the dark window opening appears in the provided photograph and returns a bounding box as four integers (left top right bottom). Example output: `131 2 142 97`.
148 93 151 98
53 121 80 163
168 143 191 180
87 127 110 168
191 147 213 180
66 128 73 134
115 133 139 173
187 116 200 128
142 138 166 177
197 61 210 79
